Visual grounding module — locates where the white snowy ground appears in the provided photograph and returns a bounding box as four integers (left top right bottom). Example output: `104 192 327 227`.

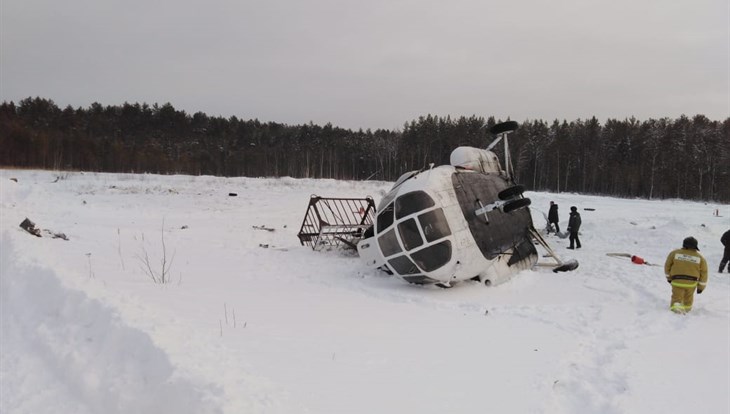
0 169 728 414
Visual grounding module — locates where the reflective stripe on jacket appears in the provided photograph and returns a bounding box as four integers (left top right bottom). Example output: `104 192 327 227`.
664 248 708 290
669 275 699 288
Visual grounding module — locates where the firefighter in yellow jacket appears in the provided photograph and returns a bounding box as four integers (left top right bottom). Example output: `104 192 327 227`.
664 236 708 313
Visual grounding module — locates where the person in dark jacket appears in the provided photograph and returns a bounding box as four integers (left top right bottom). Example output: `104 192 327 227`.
548 201 560 234
567 206 581 249
720 229 730 273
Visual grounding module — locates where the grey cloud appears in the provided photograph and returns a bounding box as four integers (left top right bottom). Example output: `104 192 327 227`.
1 0 727 130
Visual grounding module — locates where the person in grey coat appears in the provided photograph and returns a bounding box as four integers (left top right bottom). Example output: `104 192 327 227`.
567 206 581 249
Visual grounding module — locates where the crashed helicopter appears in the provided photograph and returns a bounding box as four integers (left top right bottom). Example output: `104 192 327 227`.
297 121 578 287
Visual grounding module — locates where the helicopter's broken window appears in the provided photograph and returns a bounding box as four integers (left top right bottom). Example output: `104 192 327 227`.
378 228 401 257
411 240 452 272
418 208 451 242
387 255 420 275
395 191 435 219
398 218 423 251
377 202 395 233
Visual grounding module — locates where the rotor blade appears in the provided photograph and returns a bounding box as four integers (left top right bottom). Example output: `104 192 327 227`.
489 121 519 135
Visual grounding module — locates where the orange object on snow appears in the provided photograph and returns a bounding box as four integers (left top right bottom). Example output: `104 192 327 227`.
631 255 645 265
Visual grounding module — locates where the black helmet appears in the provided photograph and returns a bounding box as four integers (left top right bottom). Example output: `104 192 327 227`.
570 206 577 212
682 236 699 250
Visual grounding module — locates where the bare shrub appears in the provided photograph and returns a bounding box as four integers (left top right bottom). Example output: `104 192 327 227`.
135 220 175 284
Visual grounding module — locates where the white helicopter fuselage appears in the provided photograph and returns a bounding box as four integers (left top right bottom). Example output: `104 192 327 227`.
357 147 538 287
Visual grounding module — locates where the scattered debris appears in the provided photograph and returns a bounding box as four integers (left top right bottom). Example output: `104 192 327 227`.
19 218 41 237
584 208 596 211
43 230 69 240
181 225 189 230
259 244 269 248
253 225 275 232
607 252 631 258
606 252 658 266
229 192 238 197
19 218 69 240
630 255 647 265
9 177 17 182
640 259 660 267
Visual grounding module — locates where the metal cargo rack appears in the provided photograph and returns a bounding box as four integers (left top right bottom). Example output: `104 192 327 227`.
297 195 376 250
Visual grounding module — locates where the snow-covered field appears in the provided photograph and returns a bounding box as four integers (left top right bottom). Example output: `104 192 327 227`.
1 169 728 414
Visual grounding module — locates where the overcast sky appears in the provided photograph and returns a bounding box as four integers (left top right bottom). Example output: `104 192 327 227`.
1 0 728 130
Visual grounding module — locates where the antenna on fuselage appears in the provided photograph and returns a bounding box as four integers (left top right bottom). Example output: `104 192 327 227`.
486 121 519 181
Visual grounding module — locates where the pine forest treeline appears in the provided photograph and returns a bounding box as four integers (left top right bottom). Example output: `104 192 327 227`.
2 97 728 202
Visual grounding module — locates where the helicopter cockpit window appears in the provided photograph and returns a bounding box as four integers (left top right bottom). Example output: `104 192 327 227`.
387 255 420 275
418 208 451 242
395 191 435 219
378 228 401 257
377 202 395 233
397 218 423 251
410 240 452 272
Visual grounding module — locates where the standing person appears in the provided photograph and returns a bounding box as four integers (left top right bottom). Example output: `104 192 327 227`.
548 201 560 234
720 229 730 273
567 206 581 249
664 236 708 313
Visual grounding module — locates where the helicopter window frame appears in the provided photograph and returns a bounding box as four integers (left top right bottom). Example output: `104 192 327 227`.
402 275 437 285
418 208 451 243
387 255 421 275
395 191 436 219
397 218 424 251
377 228 401 257
376 202 395 233
410 240 452 272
